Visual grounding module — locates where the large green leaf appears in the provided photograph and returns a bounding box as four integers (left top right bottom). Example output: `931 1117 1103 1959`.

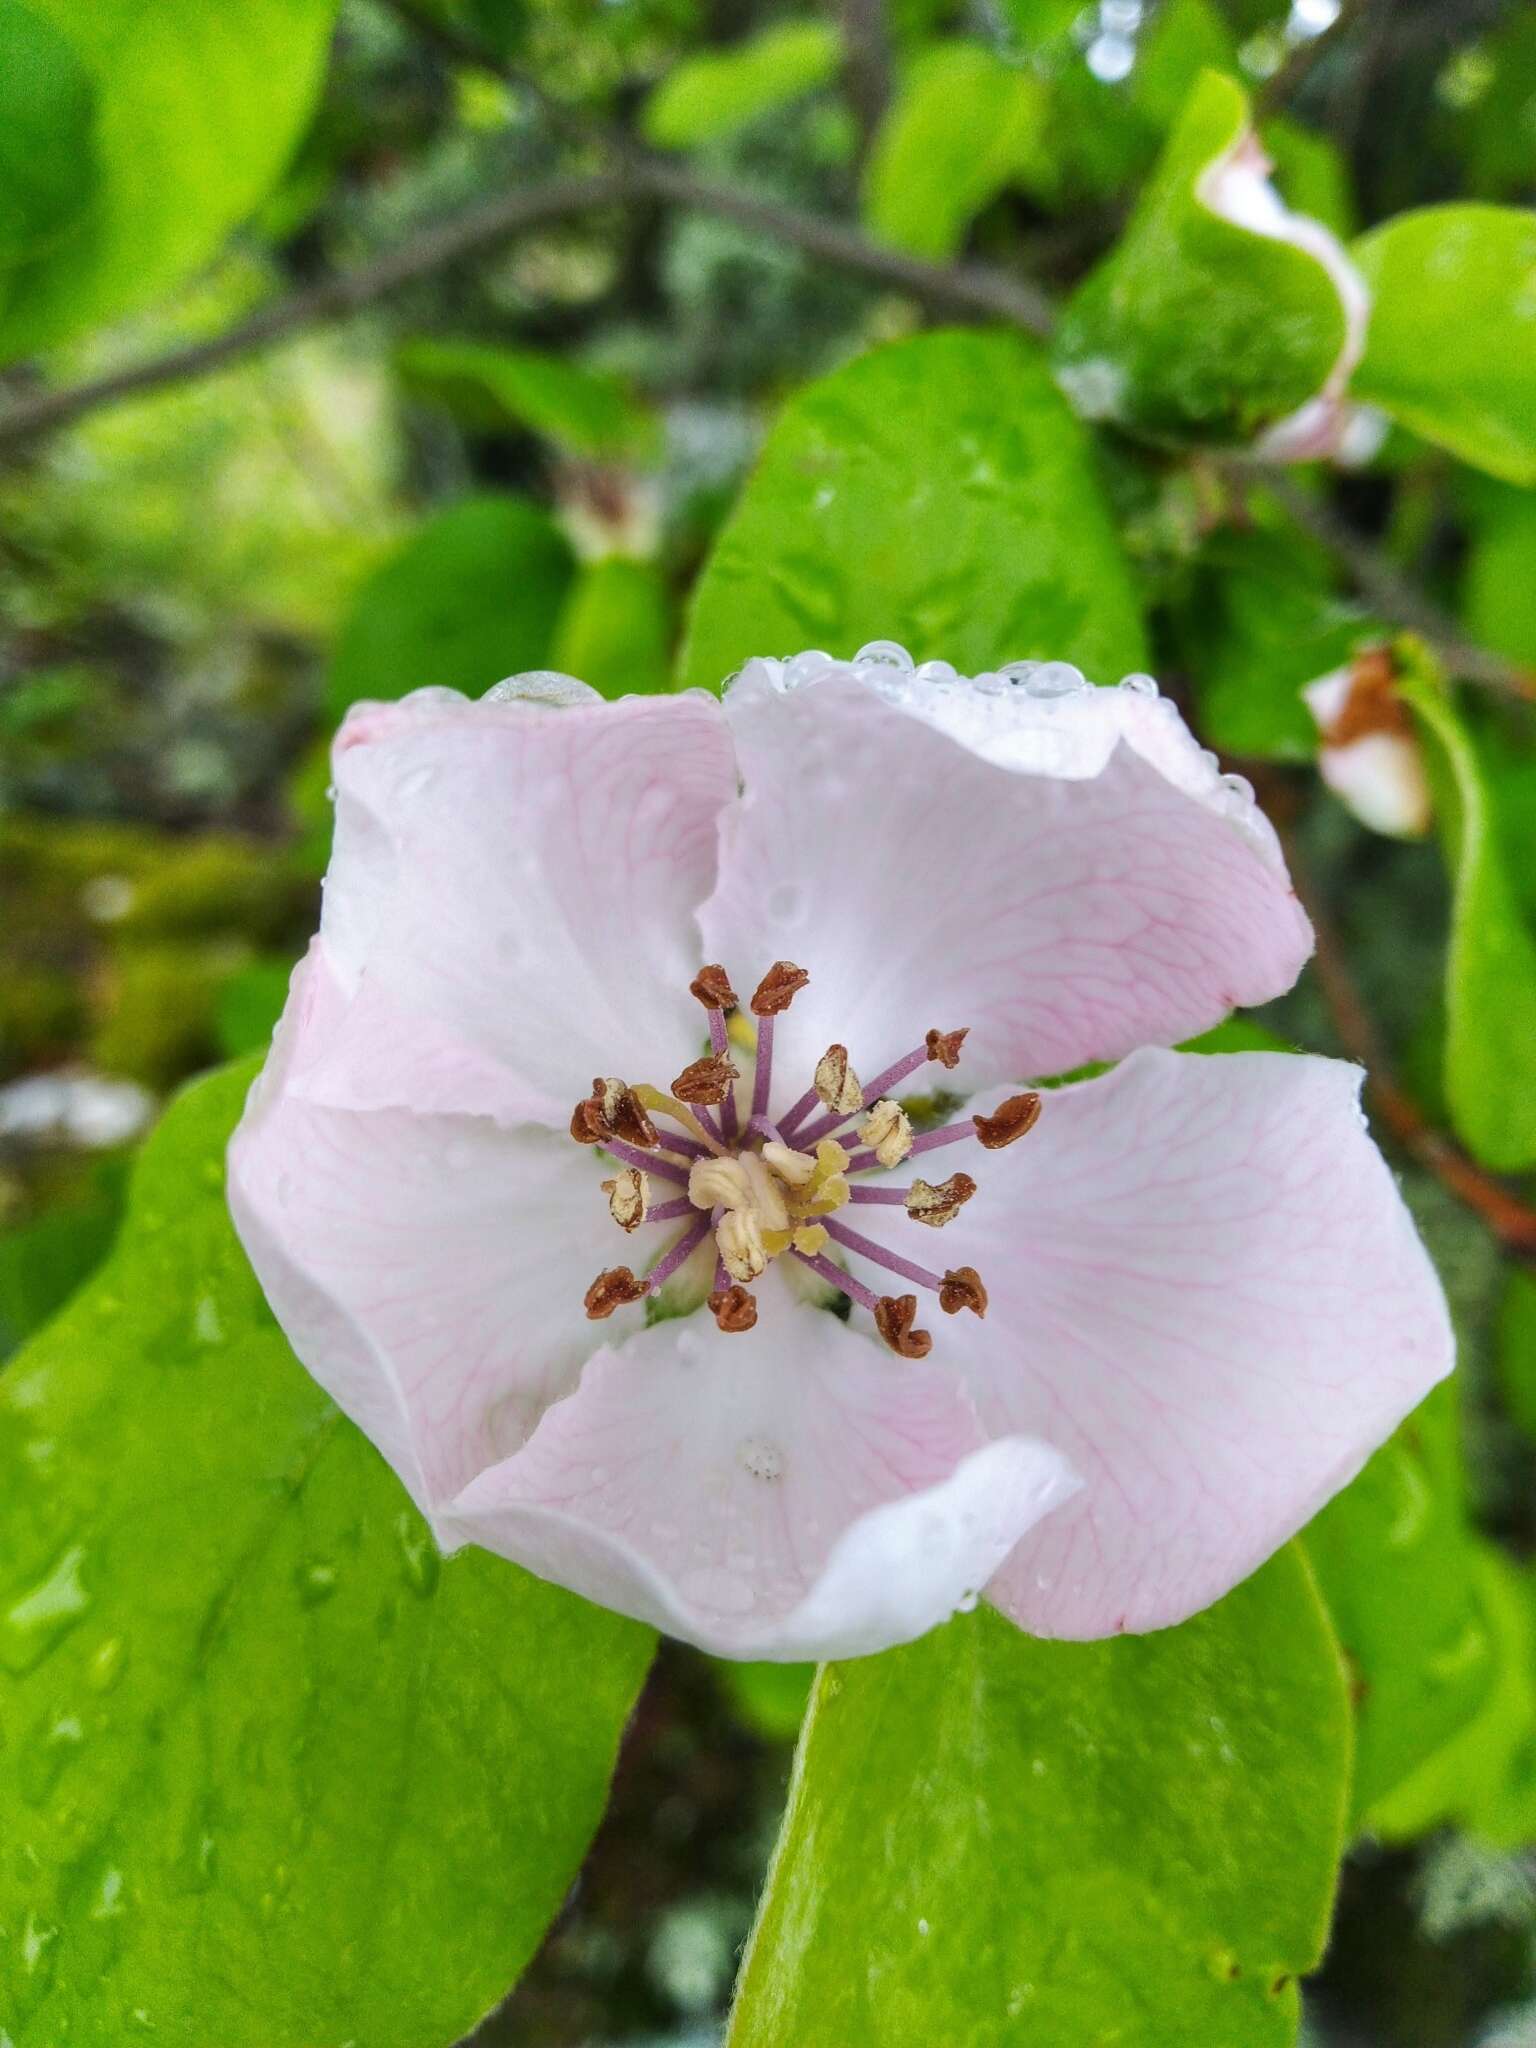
0 1063 654 2045
862 44 1047 259
642 19 841 148
1402 676 1536 1173
1303 1383 1499 1828
397 338 658 461
0 0 97 327
1354 205 1536 486
680 328 1146 688
1054 70 1351 444
552 556 673 697
1463 480 1536 670
729 1550 1350 2046
0 0 339 361
327 493 576 723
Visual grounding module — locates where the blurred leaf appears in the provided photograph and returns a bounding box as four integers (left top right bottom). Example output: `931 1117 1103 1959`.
1402 676 1536 1173
642 20 841 148
729 1551 1348 2046
681 328 1147 687
0 1161 124 1362
1369 1545 1536 1849
1133 0 1238 131
327 494 576 723
0 1062 655 2044
1450 12 1536 201
1054 70 1351 444
1182 1017 1295 1053
553 556 673 697
1463 480 1536 669
716 1659 814 1744
1304 1382 1499 1828
0 0 97 325
397 338 658 461
1262 115 1357 240
0 0 339 360
1177 525 1377 761
994 0 1082 50
214 956 298 1060
1354 205 1536 486
862 43 1046 259
1499 1266 1536 1447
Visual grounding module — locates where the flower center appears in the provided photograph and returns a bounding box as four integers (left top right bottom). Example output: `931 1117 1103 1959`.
570 961 1041 1356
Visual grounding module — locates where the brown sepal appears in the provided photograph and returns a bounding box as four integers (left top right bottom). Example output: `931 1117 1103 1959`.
874 1293 933 1359
925 1027 969 1070
750 960 810 1017
690 963 738 1011
672 1053 740 1105
973 1091 1041 1150
584 1266 647 1319
939 1266 988 1318
1319 645 1413 747
707 1284 759 1333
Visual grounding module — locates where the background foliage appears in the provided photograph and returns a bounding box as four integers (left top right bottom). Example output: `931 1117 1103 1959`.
1 0 1535 2043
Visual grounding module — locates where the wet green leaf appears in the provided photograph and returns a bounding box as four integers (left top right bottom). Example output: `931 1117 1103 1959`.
398 338 658 461
642 20 841 148
0 0 339 360
680 328 1146 687
0 0 97 326
1054 70 1352 444
862 43 1047 258
553 556 673 697
729 1550 1349 2047
1132 0 1238 131
0 1062 655 2045
716 1659 815 1744
1354 204 1536 486
327 494 575 723
1401 676 1536 1172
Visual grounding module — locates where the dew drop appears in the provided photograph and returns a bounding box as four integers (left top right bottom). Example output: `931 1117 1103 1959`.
737 1436 784 1482
296 1561 339 1607
1119 671 1160 696
853 639 914 671
396 764 438 800
679 1565 756 1615
88 1635 127 1693
954 1589 979 1615
395 1515 441 1598
192 1295 224 1347
90 1867 126 1922
1 1544 92 1676
917 1917 931 1935
482 669 600 710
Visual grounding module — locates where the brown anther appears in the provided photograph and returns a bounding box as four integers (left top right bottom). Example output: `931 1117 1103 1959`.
602 1168 648 1233
690 963 738 1011
750 960 810 1017
874 1293 933 1359
672 1053 740 1105
813 1043 863 1115
939 1266 988 1318
707 1284 759 1333
905 1171 977 1228
571 1076 660 1150
584 1266 647 1319
925 1027 969 1070
972 1091 1042 1150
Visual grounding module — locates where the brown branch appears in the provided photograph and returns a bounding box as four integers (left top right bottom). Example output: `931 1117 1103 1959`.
1283 822 1536 1261
839 0 895 162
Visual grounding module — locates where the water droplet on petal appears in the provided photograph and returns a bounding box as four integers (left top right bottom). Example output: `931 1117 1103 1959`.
679 1565 756 1615
1119 671 1160 696
483 670 602 710
853 639 914 671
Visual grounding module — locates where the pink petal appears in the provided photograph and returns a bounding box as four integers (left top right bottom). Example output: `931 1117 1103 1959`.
229 948 654 1510
441 1279 1078 1660
311 686 736 1126
698 661 1312 1103
828 1047 1452 1638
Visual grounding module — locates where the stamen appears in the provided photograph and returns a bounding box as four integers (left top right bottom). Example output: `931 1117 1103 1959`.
939 1266 988 1317
690 963 738 1011
792 1248 883 1316
789 1026 967 1144
815 1044 864 1115
858 1099 913 1169
644 1213 712 1293
602 1137 690 1185
873 1294 932 1360
645 1196 695 1224
750 961 810 1016
602 1167 649 1231
844 1121 973 1174
925 1027 969 1070
672 1054 739 1105
904 1172 977 1228
570 1076 659 1150
825 1217 945 1296
973 1092 1042 1150
708 1283 758 1333
584 1267 647 1318
718 1208 768 1283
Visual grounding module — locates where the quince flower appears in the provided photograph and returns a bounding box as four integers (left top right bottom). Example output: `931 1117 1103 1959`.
229 645 1452 1659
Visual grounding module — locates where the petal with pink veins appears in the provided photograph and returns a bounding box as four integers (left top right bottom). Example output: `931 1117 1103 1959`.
699 659 1313 1106
440 1279 1079 1661
308 685 736 1127
823 1046 1452 1639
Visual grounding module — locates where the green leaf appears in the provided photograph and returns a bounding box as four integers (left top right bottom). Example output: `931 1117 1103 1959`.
0 0 340 361
715 1659 815 1744
0 1062 654 2044
397 338 658 461
862 44 1046 259
1401 676 1536 1172
1303 1382 1499 1828
1132 0 1239 131
729 1550 1349 2046
1177 525 1378 761
1054 70 1352 444
0 0 98 326
553 556 673 698
1463 479 1536 670
642 20 841 149
327 494 575 724
1499 1266 1536 1448
214 955 298 1059
1353 205 1536 486
0 1164 124 1363
1261 115 1357 240
680 328 1147 688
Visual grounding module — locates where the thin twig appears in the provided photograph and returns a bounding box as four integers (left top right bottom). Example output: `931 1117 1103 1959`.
839 0 895 161
1283 821 1536 1261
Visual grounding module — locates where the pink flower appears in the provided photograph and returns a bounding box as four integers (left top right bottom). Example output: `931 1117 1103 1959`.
229 646 1452 1659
